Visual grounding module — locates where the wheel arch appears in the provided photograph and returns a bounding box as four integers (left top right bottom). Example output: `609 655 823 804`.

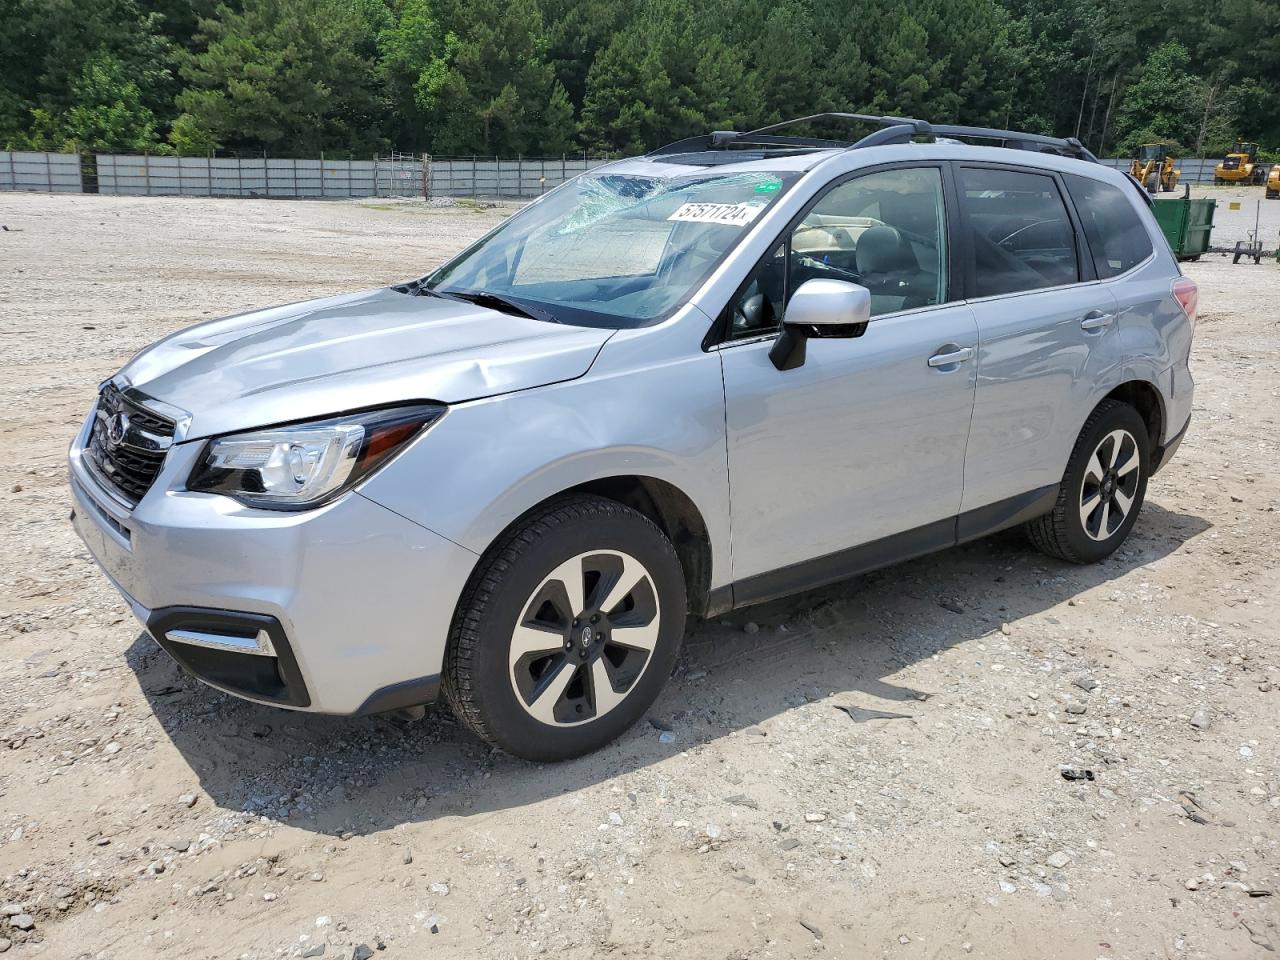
567 476 714 618
467 474 718 619
1101 379 1165 456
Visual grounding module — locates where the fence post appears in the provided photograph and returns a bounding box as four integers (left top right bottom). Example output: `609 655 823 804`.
143 151 151 196
422 153 430 201
207 151 212 197
472 156 477 200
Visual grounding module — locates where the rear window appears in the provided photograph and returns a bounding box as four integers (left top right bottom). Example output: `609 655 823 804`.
957 168 1080 297
1064 174 1154 278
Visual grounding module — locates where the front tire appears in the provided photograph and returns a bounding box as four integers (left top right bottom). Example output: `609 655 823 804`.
1026 400 1150 564
443 495 686 761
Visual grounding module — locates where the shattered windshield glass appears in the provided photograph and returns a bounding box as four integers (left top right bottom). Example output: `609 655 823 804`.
425 169 799 328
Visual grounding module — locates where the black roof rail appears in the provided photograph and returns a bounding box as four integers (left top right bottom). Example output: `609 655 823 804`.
645 113 1099 164
646 113 930 156
737 113 932 140
924 124 1098 162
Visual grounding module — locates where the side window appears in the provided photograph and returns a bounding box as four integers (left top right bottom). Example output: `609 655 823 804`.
958 168 1079 297
727 167 948 338
1064 173 1155 278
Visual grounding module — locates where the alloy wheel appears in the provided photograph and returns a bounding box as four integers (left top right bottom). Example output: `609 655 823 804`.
1079 428 1141 542
508 550 660 726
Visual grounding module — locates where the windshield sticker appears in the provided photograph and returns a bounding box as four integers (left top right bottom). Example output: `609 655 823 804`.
667 201 766 226
754 178 782 193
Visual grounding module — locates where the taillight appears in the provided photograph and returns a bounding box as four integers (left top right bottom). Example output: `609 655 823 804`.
1172 277 1198 326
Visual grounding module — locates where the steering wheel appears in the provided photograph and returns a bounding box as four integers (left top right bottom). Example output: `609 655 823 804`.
733 292 776 332
796 254 862 284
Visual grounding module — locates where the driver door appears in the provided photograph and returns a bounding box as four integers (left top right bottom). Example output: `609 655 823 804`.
717 165 979 597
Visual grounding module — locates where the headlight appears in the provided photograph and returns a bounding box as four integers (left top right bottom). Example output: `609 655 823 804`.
187 404 444 510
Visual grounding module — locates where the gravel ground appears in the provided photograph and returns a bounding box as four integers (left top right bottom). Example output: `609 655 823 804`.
0 193 1278 960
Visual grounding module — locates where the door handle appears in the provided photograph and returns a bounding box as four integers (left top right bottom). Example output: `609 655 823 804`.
927 346 974 368
1081 310 1115 330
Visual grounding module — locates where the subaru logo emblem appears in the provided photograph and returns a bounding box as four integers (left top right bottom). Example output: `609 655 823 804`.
106 411 130 448
580 626 593 647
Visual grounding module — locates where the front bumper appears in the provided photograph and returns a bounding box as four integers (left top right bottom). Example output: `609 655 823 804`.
69 415 478 714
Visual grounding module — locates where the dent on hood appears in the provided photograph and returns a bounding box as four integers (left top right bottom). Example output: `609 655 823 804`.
114 287 615 440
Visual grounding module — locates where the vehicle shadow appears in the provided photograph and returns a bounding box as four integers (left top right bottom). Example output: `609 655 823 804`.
127 500 1211 836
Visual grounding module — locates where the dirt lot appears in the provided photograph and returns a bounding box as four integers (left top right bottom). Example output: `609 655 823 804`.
0 193 1277 960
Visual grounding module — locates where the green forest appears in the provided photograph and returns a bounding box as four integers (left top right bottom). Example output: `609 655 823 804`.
0 0 1276 160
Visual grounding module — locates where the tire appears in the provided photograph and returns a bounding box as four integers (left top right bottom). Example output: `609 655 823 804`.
1267 189 1279 200
443 495 686 761
1026 400 1151 564
1144 172 1159 194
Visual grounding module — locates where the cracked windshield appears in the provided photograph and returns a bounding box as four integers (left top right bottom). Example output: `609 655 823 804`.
426 170 798 327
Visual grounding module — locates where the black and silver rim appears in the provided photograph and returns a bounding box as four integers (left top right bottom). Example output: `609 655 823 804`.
508 550 660 727
1080 428 1140 542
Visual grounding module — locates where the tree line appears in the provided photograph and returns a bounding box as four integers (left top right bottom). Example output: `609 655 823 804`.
1 0 1276 160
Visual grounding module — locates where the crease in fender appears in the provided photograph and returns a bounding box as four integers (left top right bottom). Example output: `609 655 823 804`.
355 492 480 556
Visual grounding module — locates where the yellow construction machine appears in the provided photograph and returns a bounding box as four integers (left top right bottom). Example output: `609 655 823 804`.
1130 143 1179 193
1214 141 1266 184
1266 163 1279 199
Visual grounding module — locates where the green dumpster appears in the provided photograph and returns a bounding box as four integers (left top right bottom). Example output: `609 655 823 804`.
1152 194 1215 261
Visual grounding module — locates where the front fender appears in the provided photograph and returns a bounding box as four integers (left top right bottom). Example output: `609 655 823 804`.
357 343 732 591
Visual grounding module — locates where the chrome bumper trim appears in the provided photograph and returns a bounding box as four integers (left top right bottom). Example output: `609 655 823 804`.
164 628 278 657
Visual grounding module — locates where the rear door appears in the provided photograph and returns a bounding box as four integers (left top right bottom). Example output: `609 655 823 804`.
955 164 1122 517
1060 172 1168 369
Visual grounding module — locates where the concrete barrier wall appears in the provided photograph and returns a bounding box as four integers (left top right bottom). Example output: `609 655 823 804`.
88 154 610 199
1 152 1243 198
95 155 423 198
1098 157 1225 184
426 157 612 198
0 151 83 192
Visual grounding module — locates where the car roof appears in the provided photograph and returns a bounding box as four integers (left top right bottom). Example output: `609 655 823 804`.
600 141 1128 187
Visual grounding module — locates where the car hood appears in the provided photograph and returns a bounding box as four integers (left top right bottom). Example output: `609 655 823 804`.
117 287 614 439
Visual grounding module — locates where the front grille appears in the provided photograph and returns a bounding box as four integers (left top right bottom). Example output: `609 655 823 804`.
84 384 175 504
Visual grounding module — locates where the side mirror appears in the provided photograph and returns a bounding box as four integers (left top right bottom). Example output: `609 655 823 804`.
769 278 871 371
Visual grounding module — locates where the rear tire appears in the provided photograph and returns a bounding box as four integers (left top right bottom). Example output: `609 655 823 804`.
1026 400 1150 564
443 495 686 762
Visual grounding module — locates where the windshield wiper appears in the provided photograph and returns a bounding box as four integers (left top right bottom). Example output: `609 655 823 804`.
436 289 561 324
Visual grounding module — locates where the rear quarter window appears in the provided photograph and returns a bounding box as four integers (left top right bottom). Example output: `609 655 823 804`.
1064 174 1155 278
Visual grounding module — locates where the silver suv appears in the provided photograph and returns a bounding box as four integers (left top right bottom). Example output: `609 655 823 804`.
70 114 1197 761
